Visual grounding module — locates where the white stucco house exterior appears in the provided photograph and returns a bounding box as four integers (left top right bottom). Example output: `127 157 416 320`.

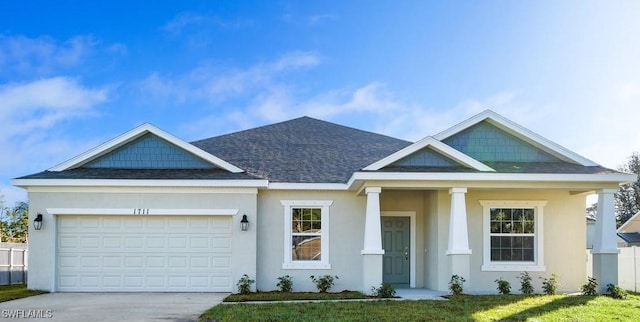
13 110 635 294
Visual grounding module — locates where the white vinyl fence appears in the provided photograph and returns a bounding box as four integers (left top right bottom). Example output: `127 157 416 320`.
587 246 640 292
0 244 28 285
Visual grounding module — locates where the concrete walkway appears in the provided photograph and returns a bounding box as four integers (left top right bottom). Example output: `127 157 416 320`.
395 288 448 300
0 292 226 322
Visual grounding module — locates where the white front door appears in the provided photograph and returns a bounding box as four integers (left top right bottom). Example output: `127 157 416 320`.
56 215 233 292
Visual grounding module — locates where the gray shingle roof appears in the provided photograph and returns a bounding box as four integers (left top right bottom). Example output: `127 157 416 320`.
17 116 622 182
18 168 259 180
191 116 411 183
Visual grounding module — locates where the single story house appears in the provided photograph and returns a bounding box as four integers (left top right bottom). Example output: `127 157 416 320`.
618 211 640 247
13 110 635 294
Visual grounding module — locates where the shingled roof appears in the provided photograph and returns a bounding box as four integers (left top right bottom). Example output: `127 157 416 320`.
191 116 411 183
16 115 623 183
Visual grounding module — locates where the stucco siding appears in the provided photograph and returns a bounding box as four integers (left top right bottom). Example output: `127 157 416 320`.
27 188 257 292
256 190 365 292
466 190 586 293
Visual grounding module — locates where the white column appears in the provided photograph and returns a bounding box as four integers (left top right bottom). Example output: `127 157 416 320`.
362 187 384 294
592 188 619 293
447 188 471 287
447 188 472 255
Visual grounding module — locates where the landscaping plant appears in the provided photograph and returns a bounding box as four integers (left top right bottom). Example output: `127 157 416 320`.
518 272 534 295
495 277 511 295
606 284 628 299
236 274 255 295
448 275 466 296
310 275 338 293
540 273 560 295
276 275 293 292
581 277 598 296
371 282 396 298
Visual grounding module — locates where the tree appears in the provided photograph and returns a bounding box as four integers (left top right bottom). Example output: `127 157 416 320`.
615 152 640 227
0 201 29 243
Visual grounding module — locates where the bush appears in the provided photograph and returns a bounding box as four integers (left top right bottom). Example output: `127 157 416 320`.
606 284 628 299
449 275 466 296
495 277 511 295
236 274 255 295
277 275 293 292
540 273 560 295
371 282 396 298
581 277 598 296
518 272 534 295
310 275 338 293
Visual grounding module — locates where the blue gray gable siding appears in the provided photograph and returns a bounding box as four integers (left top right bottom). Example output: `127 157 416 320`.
443 121 560 162
85 133 214 169
16 116 619 181
392 148 459 167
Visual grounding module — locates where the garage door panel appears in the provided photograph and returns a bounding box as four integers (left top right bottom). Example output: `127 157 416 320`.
57 215 233 292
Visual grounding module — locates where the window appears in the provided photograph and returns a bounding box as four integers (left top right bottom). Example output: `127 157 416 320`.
281 200 332 269
480 200 546 271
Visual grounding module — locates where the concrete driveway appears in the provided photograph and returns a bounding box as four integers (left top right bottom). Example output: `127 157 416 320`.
0 292 226 322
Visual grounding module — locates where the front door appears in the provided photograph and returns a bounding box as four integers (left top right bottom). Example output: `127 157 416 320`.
382 216 410 286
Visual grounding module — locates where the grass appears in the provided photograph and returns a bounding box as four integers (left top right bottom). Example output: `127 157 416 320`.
200 292 640 321
0 285 47 303
224 290 370 302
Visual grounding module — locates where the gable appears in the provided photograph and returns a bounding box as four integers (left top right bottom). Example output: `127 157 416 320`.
391 147 459 167
363 136 495 172
84 133 214 169
49 123 244 173
443 121 561 163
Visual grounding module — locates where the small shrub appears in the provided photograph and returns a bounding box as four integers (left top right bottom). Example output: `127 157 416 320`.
236 274 255 295
371 282 396 298
518 272 534 295
581 277 598 296
540 273 560 295
310 275 338 293
449 275 466 296
495 277 511 295
277 275 293 292
606 284 628 299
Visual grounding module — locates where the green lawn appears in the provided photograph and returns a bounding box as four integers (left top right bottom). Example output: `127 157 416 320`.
0 285 47 303
224 291 370 302
200 293 640 321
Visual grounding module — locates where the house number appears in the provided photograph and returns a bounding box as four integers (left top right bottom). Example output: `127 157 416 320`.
133 208 150 215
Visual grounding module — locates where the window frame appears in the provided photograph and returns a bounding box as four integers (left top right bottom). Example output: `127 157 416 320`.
281 200 333 270
480 200 547 272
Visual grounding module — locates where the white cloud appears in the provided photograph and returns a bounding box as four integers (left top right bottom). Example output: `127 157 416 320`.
0 34 97 76
0 77 108 198
140 51 321 105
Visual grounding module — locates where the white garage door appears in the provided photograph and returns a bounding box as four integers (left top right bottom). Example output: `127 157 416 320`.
56 215 232 292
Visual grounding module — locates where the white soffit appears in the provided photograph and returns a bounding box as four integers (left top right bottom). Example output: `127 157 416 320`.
363 136 495 172
49 123 244 173
433 109 598 166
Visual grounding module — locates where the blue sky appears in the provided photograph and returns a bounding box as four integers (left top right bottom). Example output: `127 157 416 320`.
1 1 640 206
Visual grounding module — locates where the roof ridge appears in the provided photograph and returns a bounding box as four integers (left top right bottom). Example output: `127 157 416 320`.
191 116 411 144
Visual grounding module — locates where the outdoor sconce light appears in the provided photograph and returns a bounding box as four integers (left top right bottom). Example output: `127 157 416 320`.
34 213 43 230
240 214 249 231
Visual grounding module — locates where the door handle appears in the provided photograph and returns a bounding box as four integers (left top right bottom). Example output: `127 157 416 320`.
404 246 409 261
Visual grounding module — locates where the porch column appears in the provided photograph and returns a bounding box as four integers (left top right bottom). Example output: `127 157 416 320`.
362 187 384 294
592 189 619 293
447 188 471 286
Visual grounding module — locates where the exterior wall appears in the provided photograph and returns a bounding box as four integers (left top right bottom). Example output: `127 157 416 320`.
256 190 365 292
466 189 586 293
27 188 257 292
378 188 586 293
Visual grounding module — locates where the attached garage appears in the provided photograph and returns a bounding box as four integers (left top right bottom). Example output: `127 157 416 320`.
54 212 235 292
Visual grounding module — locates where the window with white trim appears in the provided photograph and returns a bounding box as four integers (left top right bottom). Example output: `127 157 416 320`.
480 200 546 271
281 200 332 269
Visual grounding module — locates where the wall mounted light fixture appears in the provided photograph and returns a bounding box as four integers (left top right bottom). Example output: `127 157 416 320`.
240 214 249 231
34 213 43 230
